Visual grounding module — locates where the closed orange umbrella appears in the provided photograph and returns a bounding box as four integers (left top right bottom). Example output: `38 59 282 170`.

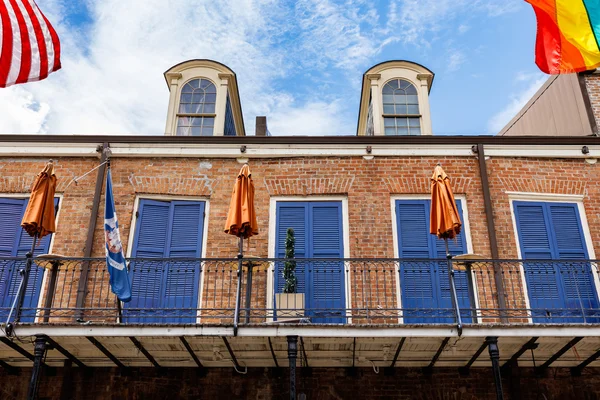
430 164 461 239
225 164 258 331
224 164 258 239
21 161 57 240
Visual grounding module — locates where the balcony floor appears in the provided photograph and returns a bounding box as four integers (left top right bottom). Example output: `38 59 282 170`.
2 324 600 369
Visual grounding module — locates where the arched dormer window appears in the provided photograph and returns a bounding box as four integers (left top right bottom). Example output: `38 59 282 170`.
176 78 216 136
382 79 420 136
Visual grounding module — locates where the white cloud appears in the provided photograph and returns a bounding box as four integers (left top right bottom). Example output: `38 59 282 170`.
487 74 548 133
447 50 466 72
0 0 523 136
458 24 470 34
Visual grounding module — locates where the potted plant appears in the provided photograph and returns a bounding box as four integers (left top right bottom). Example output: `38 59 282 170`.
275 228 305 320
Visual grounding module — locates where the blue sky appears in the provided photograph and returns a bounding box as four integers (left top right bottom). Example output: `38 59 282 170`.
0 0 548 136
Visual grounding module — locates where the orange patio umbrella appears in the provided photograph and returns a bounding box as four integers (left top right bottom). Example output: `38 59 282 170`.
225 164 258 329
430 163 464 333
21 161 57 241
224 164 258 241
430 164 461 240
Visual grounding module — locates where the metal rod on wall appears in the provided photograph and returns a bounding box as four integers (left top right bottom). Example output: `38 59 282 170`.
476 143 508 322
75 143 109 319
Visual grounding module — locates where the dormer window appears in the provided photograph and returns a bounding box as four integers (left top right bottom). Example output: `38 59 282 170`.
164 60 246 136
382 79 420 136
176 79 216 136
357 61 434 136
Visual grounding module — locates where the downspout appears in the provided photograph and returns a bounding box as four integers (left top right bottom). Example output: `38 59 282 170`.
475 144 508 322
75 143 109 317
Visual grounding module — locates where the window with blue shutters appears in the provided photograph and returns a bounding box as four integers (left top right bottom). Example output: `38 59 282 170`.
0 197 58 322
275 201 345 323
126 199 205 323
395 199 472 323
513 201 599 323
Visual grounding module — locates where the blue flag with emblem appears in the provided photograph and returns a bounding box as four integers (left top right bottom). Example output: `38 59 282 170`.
104 168 132 302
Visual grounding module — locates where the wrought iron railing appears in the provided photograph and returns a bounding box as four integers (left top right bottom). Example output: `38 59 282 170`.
1 256 600 326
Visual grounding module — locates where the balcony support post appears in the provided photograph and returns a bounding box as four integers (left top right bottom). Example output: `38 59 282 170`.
476 143 508 322
287 335 298 400
445 240 462 336
27 335 47 400
486 336 504 400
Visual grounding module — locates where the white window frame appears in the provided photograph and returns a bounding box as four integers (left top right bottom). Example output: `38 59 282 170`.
390 194 478 324
508 192 599 323
126 195 210 323
175 77 218 137
267 196 351 323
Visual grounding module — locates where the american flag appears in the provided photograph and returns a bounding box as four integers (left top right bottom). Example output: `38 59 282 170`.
0 0 61 87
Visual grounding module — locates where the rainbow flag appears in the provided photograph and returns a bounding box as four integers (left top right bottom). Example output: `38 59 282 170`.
526 0 600 74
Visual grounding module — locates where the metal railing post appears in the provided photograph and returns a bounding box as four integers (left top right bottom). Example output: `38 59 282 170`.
42 261 59 323
14 250 34 323
233 239 243 336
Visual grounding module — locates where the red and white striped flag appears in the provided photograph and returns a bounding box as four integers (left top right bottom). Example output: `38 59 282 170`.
0 0 61 88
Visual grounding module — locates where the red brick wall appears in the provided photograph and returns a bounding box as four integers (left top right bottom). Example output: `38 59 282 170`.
1 154 599 321
584 74 600 131
1 366 599 400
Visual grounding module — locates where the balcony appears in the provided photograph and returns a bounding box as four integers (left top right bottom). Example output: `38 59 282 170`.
2 257 600 370
1 256 599 326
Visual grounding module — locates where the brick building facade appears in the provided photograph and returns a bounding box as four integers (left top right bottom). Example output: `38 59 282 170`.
3 60 600 399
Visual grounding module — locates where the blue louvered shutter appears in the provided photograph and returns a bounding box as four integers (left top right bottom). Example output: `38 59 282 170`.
514 201 598 322
310 202 344 323
0 197 57 322
396 200 436 323
163 201 204 323
514 202 559 321
432 199 471 322
397 199 471 323
128 199 170 322
0 199 25 313
275 203 308 297
548 203 597 320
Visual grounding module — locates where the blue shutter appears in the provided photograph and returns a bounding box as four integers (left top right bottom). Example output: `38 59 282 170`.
0 197 57 322
163 201 204 323
396 200 436 323
275 203 308 296
310 202 344 323
127 199 170 322
397 199 471 323
128 199 204 323
274 201 345 323
514 201 598 322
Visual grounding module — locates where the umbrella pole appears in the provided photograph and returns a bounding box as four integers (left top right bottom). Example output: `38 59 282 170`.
233 237 244 336
445 238 463 336
244 261 253 324
14 232 38 325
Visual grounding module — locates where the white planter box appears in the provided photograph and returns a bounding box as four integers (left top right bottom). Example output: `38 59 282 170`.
275 293 305 321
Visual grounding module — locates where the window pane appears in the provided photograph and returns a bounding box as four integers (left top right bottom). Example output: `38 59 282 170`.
204 117 215 126
201 80 216 92
404 84 417 95
394 94 407 105
396 118 408 127
384 117 395 127
203 103 216 113
177 117 190 127
201 127 214 136
406 95 418 104
407 105 419 115
383 94 394 104
386 79 399 90
181 93 192 103
383 104 395 114
408 117 420 127
189 79 200 89
385 127 397 135
409 127 421 136
176 126 187 136
191 117 202 126
205 93 216 103
395 105 408 115
396 127 409 135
